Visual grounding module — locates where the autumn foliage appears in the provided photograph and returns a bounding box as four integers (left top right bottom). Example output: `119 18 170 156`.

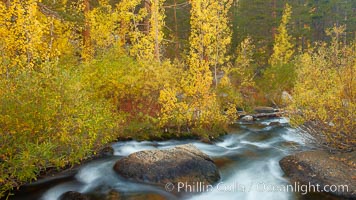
0 0 355 198
290 27 355 151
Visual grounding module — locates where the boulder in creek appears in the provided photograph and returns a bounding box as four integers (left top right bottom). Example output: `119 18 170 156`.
99 146 114 157
104 189 168 200
280 150 356 199
240 115 254 122
113 144 220 188
59 191 89 200
268 121 281 126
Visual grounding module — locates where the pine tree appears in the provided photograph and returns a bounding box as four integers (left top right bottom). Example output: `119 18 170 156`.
232 0 275 69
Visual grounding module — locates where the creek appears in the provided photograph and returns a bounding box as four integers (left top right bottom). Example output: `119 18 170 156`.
11 118 324 200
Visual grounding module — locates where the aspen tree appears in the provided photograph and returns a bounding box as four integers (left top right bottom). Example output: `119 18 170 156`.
116 0 144 49
232 37 256 89
81 0 93 61
261 3 295 106
188 0 232 88
0 0 54 75
269 3 294 66
291 27 355 150
160 0 233 131
87 0 120 53
129 0 165 62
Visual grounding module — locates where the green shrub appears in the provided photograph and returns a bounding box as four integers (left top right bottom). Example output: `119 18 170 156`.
0 64 120 198
83 53 181 135
257 62 296 106
289 31 355 151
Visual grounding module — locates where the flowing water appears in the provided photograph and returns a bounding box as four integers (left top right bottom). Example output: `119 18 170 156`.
11 118 319 200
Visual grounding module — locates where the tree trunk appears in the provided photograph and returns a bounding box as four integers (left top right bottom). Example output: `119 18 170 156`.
82 0 91 60
173 0 179 58
144 0 151 34
1 0 10 8
153 0 160 62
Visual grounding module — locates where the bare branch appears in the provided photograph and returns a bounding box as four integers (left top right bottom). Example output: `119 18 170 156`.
37 2 62 20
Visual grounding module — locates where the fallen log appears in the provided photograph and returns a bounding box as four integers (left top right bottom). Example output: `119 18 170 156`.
239 111 285 121
254 106 280 113
252 111 285 119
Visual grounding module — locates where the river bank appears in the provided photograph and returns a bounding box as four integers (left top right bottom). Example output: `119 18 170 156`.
6 108 282 196
6 114 354 200
6 117 307 200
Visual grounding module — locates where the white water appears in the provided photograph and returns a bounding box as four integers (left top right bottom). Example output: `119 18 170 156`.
39 118 308 200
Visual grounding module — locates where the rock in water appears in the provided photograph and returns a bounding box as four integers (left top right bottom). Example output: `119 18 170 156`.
241 115 254 122
105 190 121 200
99 146 114 157
113 144 220 187
280 150 356 199
60 191 89 200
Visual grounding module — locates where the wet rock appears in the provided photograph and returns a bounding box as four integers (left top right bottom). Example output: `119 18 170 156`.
213 157 235 168
254 106 278 113
246 132 274 142
268 121 281 126
280 150 356 199
244 123 268 132
100 146 114 157
113 144 220 187
106 190 121 200
241 115 254 122
124 193 167 200
241 149 259 158
200 137 213 144
59 191 89 200
278 141 301 150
